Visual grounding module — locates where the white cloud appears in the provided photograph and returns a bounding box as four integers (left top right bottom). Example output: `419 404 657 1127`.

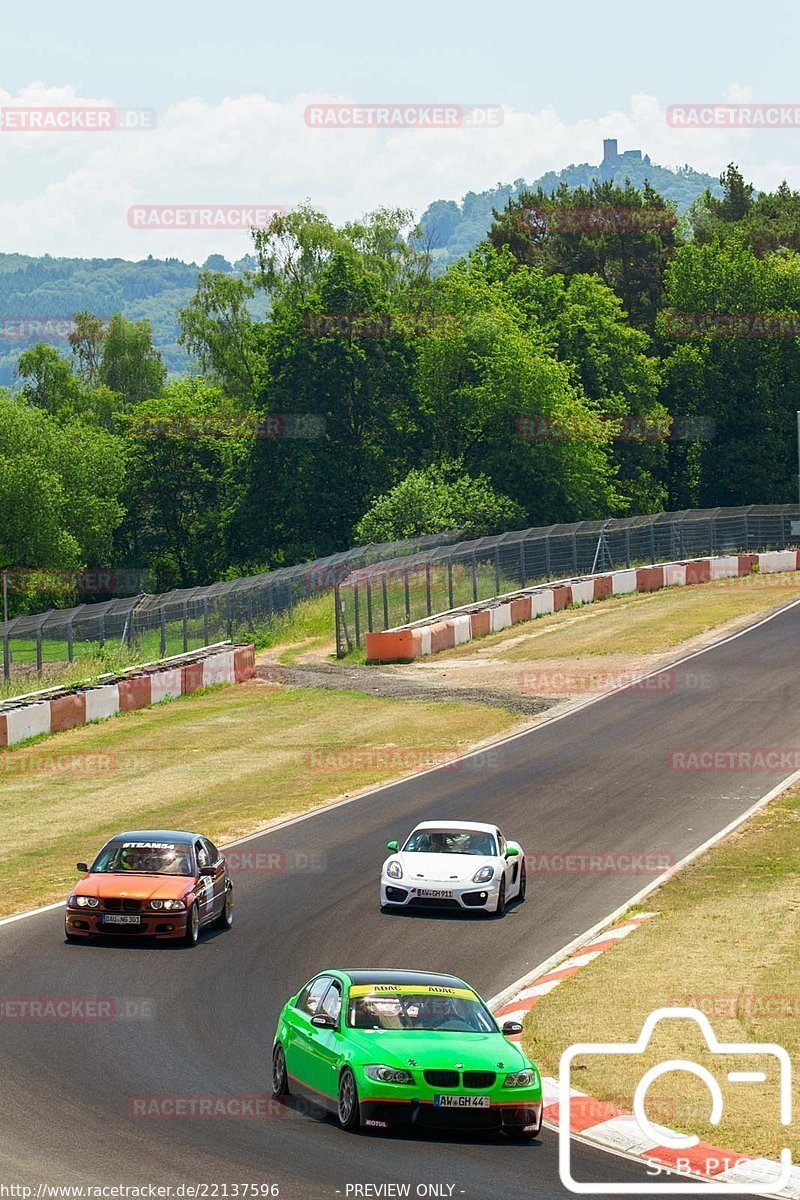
0 83 790 261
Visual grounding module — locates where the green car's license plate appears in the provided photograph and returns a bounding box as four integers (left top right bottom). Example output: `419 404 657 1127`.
435 1094 490 1108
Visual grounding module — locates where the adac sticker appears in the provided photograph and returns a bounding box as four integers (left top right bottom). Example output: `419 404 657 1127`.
349 984 476 999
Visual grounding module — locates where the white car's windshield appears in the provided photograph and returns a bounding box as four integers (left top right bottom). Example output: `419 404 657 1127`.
402 829 497 856
347 988 497 1033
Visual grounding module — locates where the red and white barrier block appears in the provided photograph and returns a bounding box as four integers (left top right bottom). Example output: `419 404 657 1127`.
365 550 800 663
0 644 255 749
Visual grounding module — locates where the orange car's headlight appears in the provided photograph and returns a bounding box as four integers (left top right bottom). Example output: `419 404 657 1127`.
71 895 99 908
150 899 186 911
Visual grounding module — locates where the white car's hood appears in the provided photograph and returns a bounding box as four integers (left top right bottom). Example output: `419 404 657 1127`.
387 852 497 883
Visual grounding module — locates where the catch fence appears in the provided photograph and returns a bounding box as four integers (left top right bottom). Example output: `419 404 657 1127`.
0 531 461 680
334 505 800 655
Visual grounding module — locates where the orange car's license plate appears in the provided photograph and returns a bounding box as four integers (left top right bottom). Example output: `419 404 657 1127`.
102 914 141 925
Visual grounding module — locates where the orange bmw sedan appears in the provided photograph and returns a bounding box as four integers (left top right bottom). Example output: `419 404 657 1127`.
65 830 233 946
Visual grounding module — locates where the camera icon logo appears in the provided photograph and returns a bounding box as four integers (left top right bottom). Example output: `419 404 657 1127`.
558 1007 792 1194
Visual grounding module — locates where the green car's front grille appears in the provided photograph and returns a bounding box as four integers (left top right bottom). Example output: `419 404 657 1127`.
423 1069 497 1088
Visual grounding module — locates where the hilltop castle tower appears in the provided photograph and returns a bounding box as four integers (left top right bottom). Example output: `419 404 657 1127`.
600 138 650 181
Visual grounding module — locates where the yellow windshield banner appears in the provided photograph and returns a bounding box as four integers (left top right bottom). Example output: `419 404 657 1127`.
348 984 476 999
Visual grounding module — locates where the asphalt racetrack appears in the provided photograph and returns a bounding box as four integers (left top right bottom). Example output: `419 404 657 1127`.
1 601 798 1198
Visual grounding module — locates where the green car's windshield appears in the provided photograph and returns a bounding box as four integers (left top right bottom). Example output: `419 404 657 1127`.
91 840 195 876
347 987 497 1033
402 829 497 856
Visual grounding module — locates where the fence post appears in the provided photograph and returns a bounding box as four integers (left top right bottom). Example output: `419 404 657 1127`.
160 609 167 657
404 570 411 623
182 601 189 653
353 584 361 647
625 527 631 568
334 584 342 657
203 599 210 646
36 628 43 673
494 548 501 595
98 614 105 650
225 599 232 641
544 533 551 579
448 562 454 609
366 578 373 633
572 533 578 575
518 541 525 587
471 555 478 603
425 564 432 615
2 633 9 682
67 622 74 664
650 521 656 564
382 575 389 630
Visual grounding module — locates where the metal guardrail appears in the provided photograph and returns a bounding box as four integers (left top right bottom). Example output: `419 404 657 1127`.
334 505 800 655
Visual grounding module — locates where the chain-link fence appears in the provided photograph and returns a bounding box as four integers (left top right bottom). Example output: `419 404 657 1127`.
0 531 463 681
334 505 800 655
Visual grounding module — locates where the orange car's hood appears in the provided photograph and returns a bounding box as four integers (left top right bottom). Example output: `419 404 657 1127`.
75 874 194 901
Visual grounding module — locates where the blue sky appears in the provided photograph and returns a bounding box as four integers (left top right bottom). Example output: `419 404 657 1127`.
1 0 799 259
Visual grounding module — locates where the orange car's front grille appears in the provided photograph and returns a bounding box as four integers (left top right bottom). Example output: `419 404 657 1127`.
102 898 142 911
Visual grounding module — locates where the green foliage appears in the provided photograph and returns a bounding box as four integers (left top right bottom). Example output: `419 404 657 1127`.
353 460 524 542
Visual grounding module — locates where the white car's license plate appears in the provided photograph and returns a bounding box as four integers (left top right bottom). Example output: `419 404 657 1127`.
102 914 141 925
435 1095 490 1108
417 889 453 899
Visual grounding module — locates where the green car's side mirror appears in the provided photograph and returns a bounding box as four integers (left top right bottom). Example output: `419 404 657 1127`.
505 846 519 858
386 840 399 852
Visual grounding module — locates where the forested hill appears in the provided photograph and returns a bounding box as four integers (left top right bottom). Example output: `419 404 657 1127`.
0 252 259 385
418 157 723 269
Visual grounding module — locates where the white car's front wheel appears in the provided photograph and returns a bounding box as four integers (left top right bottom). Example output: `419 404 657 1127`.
491 878 506 916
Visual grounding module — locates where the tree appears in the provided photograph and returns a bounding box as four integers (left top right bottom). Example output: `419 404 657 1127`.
489 180 680 330
353 460 524 542
16 344 83 418
99 314 166 407
69 311 107 385
178 270 266 403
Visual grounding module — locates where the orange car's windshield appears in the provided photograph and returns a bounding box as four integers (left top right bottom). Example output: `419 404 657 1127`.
90 841 195 876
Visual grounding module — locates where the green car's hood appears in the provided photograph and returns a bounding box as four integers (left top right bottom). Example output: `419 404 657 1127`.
346 1028 530 1072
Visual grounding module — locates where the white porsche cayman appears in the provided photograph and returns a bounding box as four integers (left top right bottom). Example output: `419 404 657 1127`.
380 820 526 915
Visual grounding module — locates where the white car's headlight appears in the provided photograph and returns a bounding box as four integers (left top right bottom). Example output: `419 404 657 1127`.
364 1065 415 1084
386 860 403 880
472 865 494 884
74 895 99 908
504 1068 538 1088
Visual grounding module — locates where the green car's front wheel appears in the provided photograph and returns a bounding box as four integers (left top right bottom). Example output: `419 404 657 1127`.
272 1042 290 1097
337 1067 361 1131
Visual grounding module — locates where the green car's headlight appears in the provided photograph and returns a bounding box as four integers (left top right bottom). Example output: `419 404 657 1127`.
472 865 494 883
504 1068 538 1088
74 895 99 908
386 861 403 880
364 1065 415 1085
